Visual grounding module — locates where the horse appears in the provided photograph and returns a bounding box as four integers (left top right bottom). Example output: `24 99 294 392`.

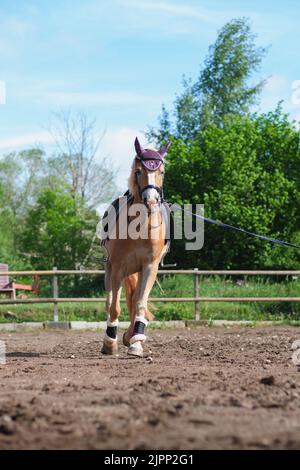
101 137 171 357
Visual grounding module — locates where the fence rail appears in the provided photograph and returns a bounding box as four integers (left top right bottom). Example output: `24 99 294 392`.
2 270 300 276
1 269 300 321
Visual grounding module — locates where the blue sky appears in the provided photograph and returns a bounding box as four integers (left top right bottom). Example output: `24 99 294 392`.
0 0 300 190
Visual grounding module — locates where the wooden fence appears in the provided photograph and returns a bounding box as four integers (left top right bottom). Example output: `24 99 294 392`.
1 268 300 322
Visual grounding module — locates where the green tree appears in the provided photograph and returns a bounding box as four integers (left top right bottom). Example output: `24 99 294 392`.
0 112 117 273
165 109 300 269
48 111 118 208
20 187 100 270
0 183 16 264
150 18 266 141
0 148 47 268
0 148 46 218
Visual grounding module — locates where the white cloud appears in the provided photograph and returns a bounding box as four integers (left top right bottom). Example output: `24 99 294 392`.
292 113 300 130
2 18 31 36
0 131 53 151
0 81 6 105
264 75 289 95
260 75 291 111
0 17 34 57
119 0 263 30
25 90 170 107
0 126 146 191
100 127 146 190
85 0 248 40
259 75 300 125
115 0 298 45
121 0 229 24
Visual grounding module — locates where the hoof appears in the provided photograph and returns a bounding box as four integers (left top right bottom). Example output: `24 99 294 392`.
127 341 144 357
101 339 118 355
123 331 130 347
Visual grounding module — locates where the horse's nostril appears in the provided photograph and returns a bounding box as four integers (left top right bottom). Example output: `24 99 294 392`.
147 199 157 207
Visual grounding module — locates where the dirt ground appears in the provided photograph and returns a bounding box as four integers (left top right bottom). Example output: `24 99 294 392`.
1 326 300 450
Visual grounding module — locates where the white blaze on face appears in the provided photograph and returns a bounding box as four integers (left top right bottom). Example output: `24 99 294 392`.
142 171 159 204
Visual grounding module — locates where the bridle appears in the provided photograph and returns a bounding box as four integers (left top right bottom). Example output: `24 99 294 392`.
134 166 164 204
133 137 170 208
134 167 164 228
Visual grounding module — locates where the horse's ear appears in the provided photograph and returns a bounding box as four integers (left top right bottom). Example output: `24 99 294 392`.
158 139 171 157
134 137 144 157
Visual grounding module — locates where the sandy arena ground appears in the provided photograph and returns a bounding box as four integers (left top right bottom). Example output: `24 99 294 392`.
1 326 300 450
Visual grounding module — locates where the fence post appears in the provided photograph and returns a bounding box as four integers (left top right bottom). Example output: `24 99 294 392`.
53 267 59 322
194 268 200 320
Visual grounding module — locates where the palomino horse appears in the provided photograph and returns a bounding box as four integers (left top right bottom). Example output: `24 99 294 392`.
101 137 171 357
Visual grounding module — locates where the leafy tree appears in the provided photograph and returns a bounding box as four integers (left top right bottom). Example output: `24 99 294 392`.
19 187 101 295
0 148 47 268
196 17 266 128
0 112 117 274
20 187 99 269
0 148 46 218
164 109 300 269
148 18 300 270
0 183 16 264
48 111 118 208
150 18 266 142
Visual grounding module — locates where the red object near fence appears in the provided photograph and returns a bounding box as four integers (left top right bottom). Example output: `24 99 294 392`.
0 263 39 300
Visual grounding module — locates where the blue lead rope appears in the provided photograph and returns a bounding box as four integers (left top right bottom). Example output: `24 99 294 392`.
173 204 300 250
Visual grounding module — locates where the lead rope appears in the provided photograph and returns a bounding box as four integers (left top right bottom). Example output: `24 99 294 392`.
172 204 300 250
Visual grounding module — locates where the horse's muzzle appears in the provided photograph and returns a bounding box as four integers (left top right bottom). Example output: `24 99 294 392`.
143 197 159 211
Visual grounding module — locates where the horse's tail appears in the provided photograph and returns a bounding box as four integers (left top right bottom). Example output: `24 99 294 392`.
146 302 156 321
124 273 155 321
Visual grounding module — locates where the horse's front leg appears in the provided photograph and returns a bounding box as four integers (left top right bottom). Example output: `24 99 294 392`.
123 273 139 347
128 262 159 357
101 270 122 355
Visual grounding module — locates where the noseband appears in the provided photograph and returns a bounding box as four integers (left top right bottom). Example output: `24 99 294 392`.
135 167 164 204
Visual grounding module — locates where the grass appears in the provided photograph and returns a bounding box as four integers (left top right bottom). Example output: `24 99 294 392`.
1 274 300 323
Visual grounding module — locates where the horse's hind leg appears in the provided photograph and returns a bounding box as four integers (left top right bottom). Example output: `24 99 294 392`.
101 267 122 355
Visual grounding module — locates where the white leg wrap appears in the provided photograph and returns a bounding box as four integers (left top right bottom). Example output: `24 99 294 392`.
135 315 148 326
130 334 147 344
130 315 148 344
104 333 117 343
107 318 119 327
128 340 144 356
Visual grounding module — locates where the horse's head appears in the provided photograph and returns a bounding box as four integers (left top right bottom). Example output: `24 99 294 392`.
130 137 171 210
